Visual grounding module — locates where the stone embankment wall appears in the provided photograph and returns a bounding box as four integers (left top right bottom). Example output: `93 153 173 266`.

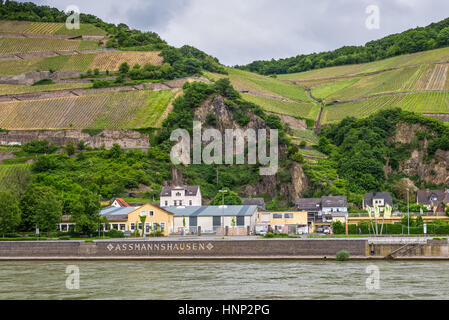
0 239 367 259
0 129 151 150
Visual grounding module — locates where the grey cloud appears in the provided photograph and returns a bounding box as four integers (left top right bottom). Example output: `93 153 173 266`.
22 0 449 65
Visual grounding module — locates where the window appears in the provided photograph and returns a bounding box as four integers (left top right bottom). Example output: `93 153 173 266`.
237 216 245 226
130 223 135 231
176 192 181 196
140 210 146 216
149 211 154 217
120 224 126 231
189 200 192 206
165 201 168 206
145 223 151 233
153 223 158 231
174 200 177 206
160 223 165 231
189 217 197 227
284 213 293 219
179 200 183 206
213 216 221 227
272 213 282 219
112 224 118 230
138 223 142 230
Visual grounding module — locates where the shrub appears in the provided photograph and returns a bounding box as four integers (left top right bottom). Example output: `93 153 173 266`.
58 236 70 240
107 229 125 238
33 78 54 86
336 250 350 261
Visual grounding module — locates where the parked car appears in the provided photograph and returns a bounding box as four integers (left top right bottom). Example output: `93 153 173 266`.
255 224 268 236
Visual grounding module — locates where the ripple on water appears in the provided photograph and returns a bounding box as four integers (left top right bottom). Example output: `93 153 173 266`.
0 260 449 299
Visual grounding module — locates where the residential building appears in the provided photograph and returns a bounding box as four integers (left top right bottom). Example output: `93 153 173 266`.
417 189 449 214
295 196 348 232
100 206 139 232
363 192 393 214
126 204 174 236
164 205 258 235
242 198 266 211
160 185 202 207
321 196 348 214
258 211 308 234
109 198 130 208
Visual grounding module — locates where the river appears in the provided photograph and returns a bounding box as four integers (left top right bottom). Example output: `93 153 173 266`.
0 260 447 299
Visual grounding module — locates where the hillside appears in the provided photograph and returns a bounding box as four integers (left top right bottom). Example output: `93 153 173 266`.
238 16 449 75
0 0 447 219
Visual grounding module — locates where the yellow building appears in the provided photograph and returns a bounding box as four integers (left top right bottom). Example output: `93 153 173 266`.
100 204 174 236
258 211 308 233
126 204 174 236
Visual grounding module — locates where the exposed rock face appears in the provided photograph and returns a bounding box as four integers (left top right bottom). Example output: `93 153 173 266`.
192 95 308 201
0 129 150 150
390 123 449 186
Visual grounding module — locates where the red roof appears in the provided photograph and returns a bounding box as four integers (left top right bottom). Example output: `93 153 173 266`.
109 198 130 207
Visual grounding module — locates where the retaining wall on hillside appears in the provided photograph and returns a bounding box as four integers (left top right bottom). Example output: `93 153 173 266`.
0 129 151 150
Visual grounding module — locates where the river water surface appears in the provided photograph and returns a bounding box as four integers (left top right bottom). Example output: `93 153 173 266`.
0 260 447 299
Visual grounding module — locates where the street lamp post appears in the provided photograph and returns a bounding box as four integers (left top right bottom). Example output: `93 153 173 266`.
407 188 410 235
219 189 228 232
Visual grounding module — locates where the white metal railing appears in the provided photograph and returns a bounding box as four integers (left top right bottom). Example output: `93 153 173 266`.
368 237 437 244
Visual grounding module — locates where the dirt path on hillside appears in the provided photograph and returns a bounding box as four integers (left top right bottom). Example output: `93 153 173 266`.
0 32 105 41
303 88 324 132
0 48 120 61
331 89 449 105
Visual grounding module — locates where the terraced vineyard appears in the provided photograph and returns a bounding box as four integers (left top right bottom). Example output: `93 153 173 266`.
0 89 176 129
89 52 163 70
0 51 163 75
0 20 106 36
0 38 99 54
206 68 313 102
279 47 449 82
0 83 89 95
322 92 449 123
242 93 320 120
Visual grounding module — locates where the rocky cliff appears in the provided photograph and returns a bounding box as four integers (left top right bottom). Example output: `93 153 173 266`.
390 122 449 186
168 95 309 201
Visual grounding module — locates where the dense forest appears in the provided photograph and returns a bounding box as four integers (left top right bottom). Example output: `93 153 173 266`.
237 17 449 75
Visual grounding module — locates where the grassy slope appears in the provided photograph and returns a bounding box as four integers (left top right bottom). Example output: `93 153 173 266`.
206 68 313 102
242 93 320 120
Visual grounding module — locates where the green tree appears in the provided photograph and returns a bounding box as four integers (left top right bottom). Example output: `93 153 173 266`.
331 221 345 234
0 191 21 237
20 186 62 236
118 62 130 74
210 188 242 205
437 27 449 46
65 141 76 156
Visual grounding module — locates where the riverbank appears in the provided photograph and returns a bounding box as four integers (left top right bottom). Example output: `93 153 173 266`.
0 238 448 260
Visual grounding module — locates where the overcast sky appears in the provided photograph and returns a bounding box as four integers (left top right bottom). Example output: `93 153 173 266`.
27 0 449 65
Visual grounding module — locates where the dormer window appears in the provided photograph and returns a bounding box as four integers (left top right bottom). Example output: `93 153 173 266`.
176 192 182 196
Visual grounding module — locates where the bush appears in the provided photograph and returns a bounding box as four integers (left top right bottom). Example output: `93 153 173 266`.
336 250 350 261
148 231 164 237
107 229 125 238
33 78 54 86
58 236 70 240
